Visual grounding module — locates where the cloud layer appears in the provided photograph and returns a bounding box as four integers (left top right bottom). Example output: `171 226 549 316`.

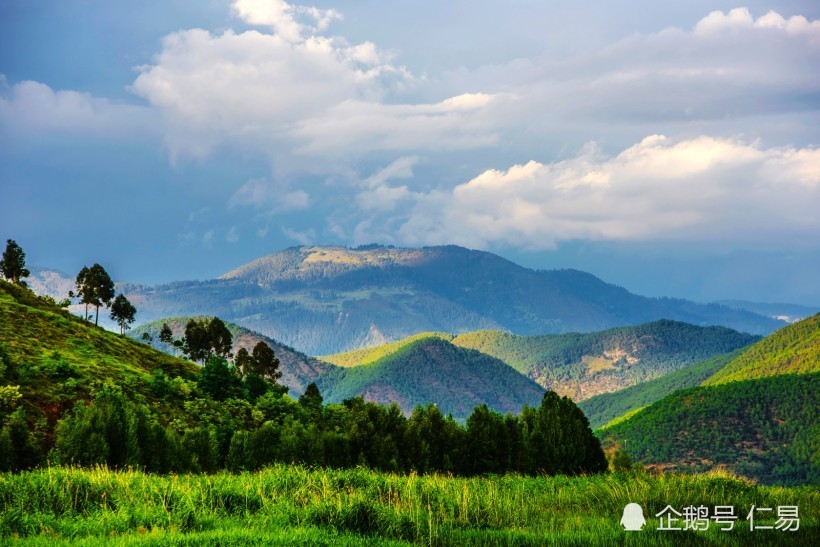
376 136 820 248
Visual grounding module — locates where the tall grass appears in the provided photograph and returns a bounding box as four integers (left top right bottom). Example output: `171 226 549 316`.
0 465 816 545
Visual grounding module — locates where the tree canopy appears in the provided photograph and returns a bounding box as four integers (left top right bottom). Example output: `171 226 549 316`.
0 240 30 286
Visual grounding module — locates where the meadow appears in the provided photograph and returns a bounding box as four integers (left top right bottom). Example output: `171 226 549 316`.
0 465 816 545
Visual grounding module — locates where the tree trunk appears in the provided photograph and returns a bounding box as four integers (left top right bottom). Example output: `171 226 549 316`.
84 303 89 321
95 304 99 326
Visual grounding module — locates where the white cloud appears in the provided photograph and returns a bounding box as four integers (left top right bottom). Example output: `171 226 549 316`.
394 135 820 249
0 76 152 137
282 226 316 245
128 1 503 163
232 0 342 42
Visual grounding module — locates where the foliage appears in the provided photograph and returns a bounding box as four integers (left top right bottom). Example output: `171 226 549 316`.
131 316 336 396
183 317 233 362
316 337 546 419
108 294 136 335
578 350 739 429
74 264 115 326
0 239 30 286
0 466 816 545
602 374 820 485
703 313 820 386
451 320 758 400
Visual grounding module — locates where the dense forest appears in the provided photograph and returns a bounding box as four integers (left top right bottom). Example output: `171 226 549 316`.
602 374 819 485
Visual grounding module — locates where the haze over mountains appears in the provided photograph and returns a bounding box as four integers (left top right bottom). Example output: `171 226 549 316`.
32 245 787 356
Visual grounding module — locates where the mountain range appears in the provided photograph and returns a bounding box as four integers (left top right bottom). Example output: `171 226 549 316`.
31 245 786 355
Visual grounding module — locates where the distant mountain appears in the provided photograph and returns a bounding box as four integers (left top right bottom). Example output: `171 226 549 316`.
131 318 335 396
716 299 818 323
315 336 545 419
600 315 820 485
448 320 757 400
116 245 782 355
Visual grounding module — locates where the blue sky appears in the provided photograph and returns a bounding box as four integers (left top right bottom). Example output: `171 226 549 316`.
1 1 819 304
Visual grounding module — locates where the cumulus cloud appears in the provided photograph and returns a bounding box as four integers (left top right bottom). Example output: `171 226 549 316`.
128 0 506 163
0 76 152 138
393 135 820 249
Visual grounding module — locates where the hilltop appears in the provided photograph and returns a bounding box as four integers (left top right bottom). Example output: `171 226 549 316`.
703 313 820 386
102 245 781 355
316 336 545 419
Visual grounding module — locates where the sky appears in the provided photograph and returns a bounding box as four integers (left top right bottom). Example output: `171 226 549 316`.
1 0 819 304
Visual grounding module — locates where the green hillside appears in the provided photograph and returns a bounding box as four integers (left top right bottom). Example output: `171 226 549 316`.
132 318 336 395
316 337 545 418
578 350 739 429
602 374 819 485
703 313 820 386
0 280 197 433
319 331 453 367
450 320 757 400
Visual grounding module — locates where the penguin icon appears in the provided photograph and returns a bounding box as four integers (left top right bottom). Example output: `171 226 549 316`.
621 503 646 531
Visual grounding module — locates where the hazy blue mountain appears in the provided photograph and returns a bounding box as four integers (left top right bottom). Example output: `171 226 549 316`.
43 245 783 355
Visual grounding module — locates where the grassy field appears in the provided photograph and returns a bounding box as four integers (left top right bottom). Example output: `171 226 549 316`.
0 465 816 545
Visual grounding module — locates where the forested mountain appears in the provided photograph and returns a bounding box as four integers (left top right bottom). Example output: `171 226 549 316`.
603 374 819 485
103 245 780 355
132 318 336 396
578 351 739 429
449 320 755 400
316 337 546 419
599 316 820 485
703 313 820 386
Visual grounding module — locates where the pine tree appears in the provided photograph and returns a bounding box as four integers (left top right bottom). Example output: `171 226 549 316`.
0 239 31 286
110 294 137 335
158 323 174 345
75 263 115 326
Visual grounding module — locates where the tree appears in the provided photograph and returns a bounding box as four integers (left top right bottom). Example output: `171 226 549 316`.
75 263 115 326
184 319 211 362
208 317 233 359
158 323 174 345
0 239 30 286
249 342 281 383
184 317 233 363
109 294 136 335
234 348 252 377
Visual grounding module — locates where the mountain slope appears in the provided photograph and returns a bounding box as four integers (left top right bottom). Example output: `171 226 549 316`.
315 337 545 419
117 245 782 355
602 374 819 485
449 320 757 400
131 318 336 396
0 280 197 427
578 351 739 429
703 313 820 386
599 317 820 485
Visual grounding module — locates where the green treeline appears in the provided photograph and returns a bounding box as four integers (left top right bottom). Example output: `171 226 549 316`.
0 368 606 476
